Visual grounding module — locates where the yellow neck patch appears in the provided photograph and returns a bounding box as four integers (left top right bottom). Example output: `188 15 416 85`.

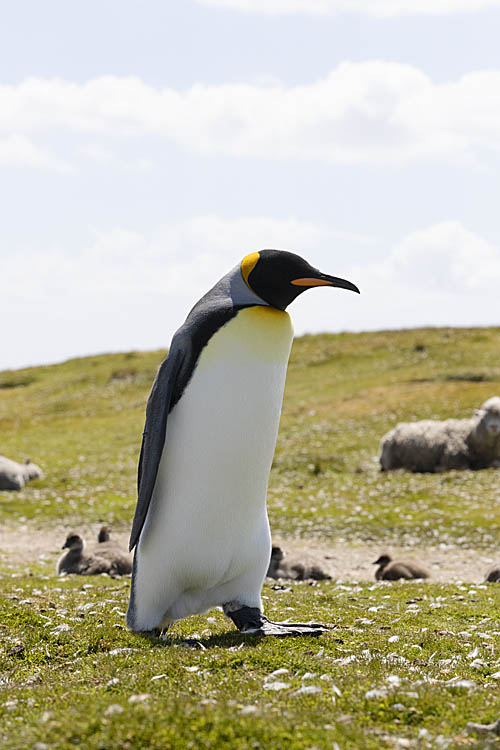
240 251 260 289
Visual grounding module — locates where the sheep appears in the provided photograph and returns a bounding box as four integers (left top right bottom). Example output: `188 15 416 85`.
379 396 500 473
266 545 331 581
373 553 429 581
0 456 44 491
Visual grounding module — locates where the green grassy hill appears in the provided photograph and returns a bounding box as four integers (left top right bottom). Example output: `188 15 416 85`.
1 326 499 546
1 327 500 749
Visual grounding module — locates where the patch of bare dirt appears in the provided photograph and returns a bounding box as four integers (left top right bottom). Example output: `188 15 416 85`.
0 523 132 570
0 523 496 583
273 538 497 584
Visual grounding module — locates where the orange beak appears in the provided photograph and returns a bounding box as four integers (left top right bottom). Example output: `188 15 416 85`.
291 274 360 293
291 278 338 287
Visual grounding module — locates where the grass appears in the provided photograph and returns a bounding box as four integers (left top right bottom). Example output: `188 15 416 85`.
1 327 499 547
1 573 499 749
1 326 500 748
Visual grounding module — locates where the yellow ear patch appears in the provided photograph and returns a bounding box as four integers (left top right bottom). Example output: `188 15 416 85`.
241 251 260 288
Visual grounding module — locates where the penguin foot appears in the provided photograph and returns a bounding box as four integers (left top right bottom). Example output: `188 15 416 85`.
136 626 170 639
225 605 327 637
246 618 327 637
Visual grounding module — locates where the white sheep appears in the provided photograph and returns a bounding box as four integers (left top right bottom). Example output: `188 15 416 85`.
379 396 500 473
0 456 44 490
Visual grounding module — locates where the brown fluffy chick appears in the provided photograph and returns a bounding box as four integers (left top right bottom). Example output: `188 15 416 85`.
267 545 331 581
57 532 132 576
373 553 429 581
94 526 132 574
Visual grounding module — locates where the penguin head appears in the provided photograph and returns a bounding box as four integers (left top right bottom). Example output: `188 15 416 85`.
241 249 360 310
373 554 392 567
97 526 111 543
270 545 284 563
62 533 84 552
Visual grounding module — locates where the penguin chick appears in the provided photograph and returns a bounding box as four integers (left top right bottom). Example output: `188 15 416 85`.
93 541 132 575
266 545 284 578
57 532 131 576
485 564 500 582
95 526 132 574
267 545 331 581
56 533 106 575
373 554 429 581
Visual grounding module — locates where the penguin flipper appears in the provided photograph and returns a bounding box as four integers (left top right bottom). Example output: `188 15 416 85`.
128 342 186 551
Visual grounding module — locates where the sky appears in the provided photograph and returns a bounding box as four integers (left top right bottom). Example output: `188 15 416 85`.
2 0 500 371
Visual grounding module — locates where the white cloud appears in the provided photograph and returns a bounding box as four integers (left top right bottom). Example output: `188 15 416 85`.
82 143 114 163
0 134 73 172
3 216 498 371
2 64 500 167
339 221 500 333
196 0 500 16
2 215 365 369
372 221 500 292
3 216 363 302
81 142 153 171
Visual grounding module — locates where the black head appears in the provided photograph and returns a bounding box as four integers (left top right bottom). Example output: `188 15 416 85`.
62 533 84 551
241 249 359 310
270 545 284 562
98 526 111 543
373 554 392 566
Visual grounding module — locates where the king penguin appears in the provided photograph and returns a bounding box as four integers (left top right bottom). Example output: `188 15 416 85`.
127 249 359 636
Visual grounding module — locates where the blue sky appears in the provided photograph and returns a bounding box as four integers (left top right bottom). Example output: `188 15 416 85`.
2 0 499 369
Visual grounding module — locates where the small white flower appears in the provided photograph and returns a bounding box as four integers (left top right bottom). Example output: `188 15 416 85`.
239 705 257 714
445 679 476 690
470 659 487 669
264 681 290 691
386 675 401 686
109 647 137 655
266 668 289 679
50 623 71 635
294 685 322 695
365 688 388 699
128 694 150 703
104 704 124 716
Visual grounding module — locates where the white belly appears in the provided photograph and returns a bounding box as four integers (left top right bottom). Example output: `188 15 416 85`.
132 307 293 629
